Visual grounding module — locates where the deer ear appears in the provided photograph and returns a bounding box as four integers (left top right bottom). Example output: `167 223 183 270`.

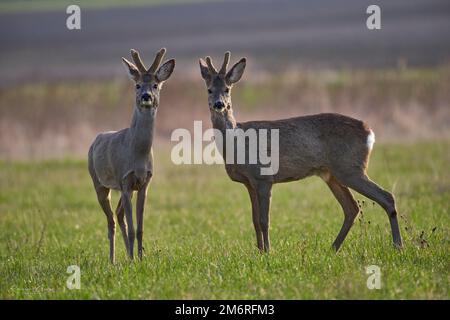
156 59 175 82
226 58 246 84
122 57 140 81
199 58 210 81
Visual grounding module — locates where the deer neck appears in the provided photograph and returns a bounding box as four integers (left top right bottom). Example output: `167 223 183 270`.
129 107 156 157
210 109 237 161
211 109 237 133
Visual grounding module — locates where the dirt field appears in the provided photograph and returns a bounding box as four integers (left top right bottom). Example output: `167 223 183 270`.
0 0 449 86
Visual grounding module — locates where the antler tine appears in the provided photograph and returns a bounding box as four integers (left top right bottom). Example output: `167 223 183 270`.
148 48 167 74
205 56 218 75
130 49 147 73
219 51 230 74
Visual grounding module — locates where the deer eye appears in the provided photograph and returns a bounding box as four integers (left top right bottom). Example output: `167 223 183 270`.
135 84 141 90
225 88 230 93
207 89 212 94
153 84 158 89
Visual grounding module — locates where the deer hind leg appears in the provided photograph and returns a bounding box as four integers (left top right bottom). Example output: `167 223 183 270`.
338 173 403 248
115 197 130 257
256 182 273 253
245 182 264 251
322 174 360 252
95 186 116 264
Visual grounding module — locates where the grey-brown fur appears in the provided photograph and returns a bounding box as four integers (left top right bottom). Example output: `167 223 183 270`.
199 52 402 252
88 48 175 263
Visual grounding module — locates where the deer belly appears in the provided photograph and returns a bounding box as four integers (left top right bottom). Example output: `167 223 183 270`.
274 165 316 183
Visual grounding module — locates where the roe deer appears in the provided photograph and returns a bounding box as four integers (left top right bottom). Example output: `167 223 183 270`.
199 52 402 252
88 48 175 263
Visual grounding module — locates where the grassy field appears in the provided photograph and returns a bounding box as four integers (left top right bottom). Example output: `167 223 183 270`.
0 141 448 299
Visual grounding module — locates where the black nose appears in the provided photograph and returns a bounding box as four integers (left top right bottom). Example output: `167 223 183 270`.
142 93 151 101
213 101 225 109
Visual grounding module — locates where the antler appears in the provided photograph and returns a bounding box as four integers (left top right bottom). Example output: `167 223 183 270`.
205 56 218 75
130 49 147 73
219 51 230 75
148 48 167 74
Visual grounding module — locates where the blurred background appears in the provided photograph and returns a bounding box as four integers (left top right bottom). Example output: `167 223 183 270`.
0 0 449 159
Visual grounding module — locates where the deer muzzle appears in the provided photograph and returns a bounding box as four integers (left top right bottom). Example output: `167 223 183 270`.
212 101 225 111
140 93 153 108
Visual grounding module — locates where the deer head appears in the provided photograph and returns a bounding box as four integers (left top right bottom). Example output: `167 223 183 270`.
199 52 246 121
122 48 175 112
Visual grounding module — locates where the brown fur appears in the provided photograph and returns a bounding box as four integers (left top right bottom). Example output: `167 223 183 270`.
199 52 403 252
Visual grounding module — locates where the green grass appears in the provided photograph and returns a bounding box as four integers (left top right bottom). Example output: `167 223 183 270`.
0 0 218 13
0 141 449 299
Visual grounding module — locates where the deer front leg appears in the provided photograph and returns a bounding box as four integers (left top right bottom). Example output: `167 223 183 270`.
245 183 264 251
256 182 273 253
95 186 116 264
121 189 134 260
136 181 150 260
115 198 130 257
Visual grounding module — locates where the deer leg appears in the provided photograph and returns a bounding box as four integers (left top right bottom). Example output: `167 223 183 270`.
256 182 273 253
245 183 264 251
115 197 130 256
121 189 135 260
136 182 149 260
340 173 403 248
96 186 116 264
323 175 360 252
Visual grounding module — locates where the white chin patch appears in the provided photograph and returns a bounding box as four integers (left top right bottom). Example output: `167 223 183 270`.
367 130 375 150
